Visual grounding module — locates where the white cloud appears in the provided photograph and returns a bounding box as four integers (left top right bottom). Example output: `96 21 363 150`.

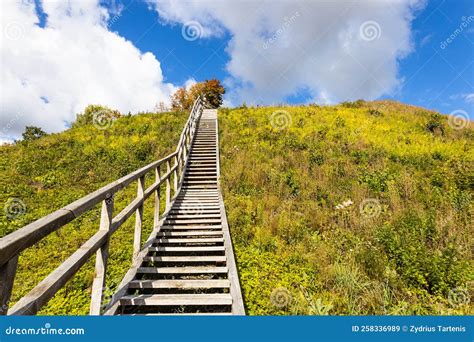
150 0 424 105
464 93 474 103
449 93 474 103
0 0 177 140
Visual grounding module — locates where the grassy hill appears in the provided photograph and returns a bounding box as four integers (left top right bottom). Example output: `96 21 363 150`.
0 111 187 314
218 101 473 315
1 101 472 315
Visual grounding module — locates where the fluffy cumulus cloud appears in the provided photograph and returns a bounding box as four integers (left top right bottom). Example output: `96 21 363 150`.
150 0 424 105
0 0 176 140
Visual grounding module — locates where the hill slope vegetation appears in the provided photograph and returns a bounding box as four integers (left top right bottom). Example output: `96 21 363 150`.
219 101 473 315
0 111 187 314
0 101 472 315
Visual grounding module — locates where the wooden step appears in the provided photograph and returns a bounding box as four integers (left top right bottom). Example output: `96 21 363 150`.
172 199 219 202
172 202 220 206
128 279 230 289
137 266 228 274
157 231 223 237
154 237 224 244
120 293 232 306
165 214 222 220
160 225 222 230
164 219 221 224
143 255 226 262
148 246 225 252
168 210 220 215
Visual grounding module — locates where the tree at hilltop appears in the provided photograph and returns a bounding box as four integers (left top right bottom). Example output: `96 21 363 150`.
171 79 225 111
73 104 122 128
22 126 47 141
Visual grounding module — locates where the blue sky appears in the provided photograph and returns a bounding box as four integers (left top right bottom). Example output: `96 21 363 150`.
107 0 473 117
1 0 473 142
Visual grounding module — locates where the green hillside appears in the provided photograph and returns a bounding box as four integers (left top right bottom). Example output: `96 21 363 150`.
219 101 473 315
0 111 187 314
1 101 472 315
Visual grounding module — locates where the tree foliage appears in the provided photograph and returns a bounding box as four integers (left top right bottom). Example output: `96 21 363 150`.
73 104 122 128
171 79 225 111
22 126 47 142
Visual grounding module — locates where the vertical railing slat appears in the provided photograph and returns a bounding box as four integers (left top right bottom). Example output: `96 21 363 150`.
173 155 178 194
0 255 19 315
165 160 171 211
89 196 114 315
154 167 161 228
133 176 145 261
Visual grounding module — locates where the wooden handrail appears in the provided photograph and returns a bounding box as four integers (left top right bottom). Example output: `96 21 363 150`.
0 97 204 315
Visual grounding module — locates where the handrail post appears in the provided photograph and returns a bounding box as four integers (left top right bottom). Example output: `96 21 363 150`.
133 176 145 261
173 155 178 193
180 140 187 184
89 196 114 315
165 160 171 211
153 167 161 228
0 255 19 315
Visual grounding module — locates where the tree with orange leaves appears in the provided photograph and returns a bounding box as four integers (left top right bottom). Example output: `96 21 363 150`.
170 79 225 111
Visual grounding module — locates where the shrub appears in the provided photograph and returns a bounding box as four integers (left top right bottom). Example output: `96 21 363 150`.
368 109 383 117
341 99 366 108
425 113 445 135
21 126 47 141
73 104 121 128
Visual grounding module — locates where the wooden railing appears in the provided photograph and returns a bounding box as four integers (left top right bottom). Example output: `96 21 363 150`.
0 97 205 315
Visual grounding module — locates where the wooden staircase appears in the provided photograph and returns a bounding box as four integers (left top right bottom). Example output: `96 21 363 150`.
109 109 244 315
0 99 244 316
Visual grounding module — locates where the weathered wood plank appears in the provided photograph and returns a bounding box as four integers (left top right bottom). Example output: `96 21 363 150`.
133 176 145 260
154 237 224 244
128 279 230 289
120 293 232 306
143 256 226 263
90 198 114 315
137 266 228 274
157 231 222 237
153 167 161 228
148 246 225 252
8 230 108 315
0 255 18 315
